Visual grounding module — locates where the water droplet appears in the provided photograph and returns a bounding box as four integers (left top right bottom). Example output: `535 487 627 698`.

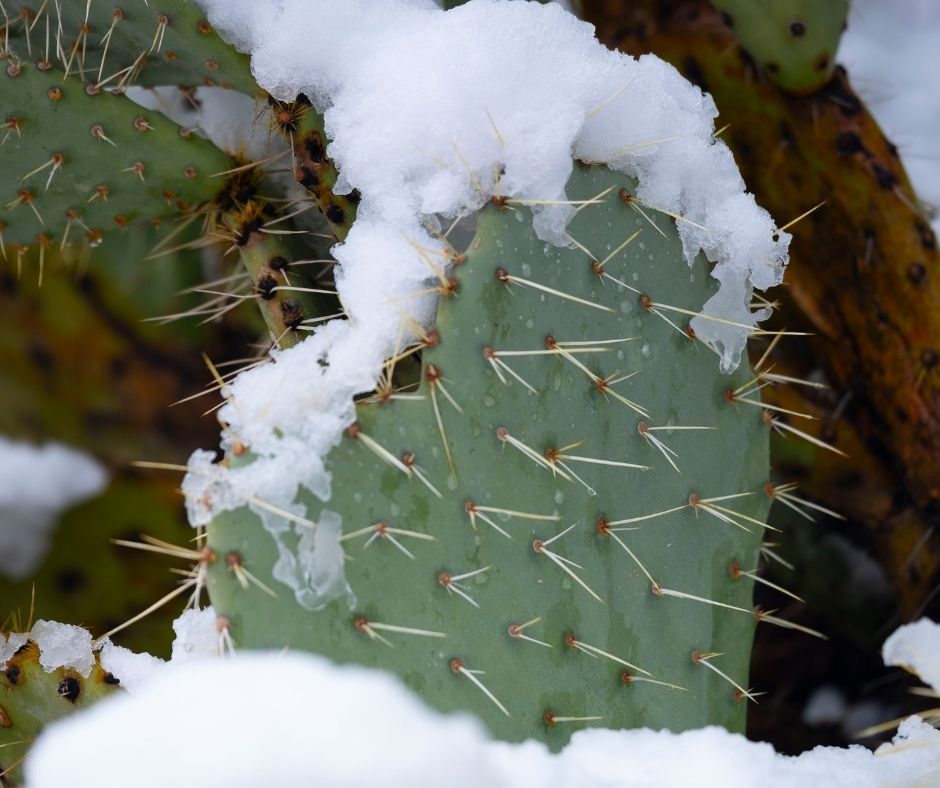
353 492 363 504
619 300 633 314
522 263 532 277
641 342 651 358
446 475 458 491
631 272 640 282
526 318 535 329
483 395 496 407
554 490 565 505
561 577 573 590
391 503 401 517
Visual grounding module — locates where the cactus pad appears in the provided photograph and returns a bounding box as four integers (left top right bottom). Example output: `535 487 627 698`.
206 163 772 745
711 0 849 93
0 643 118 784
0 62 232 250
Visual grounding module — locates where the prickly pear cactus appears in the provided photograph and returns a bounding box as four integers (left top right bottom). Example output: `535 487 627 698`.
711 0 849 93
0 0 250 254
206 164 772 746
0 643 118 783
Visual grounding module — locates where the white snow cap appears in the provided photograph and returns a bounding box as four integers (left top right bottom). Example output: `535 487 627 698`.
0 437 107 580
182 0 789 599
882 617 940 692
24 649 940 788
28 620 95 678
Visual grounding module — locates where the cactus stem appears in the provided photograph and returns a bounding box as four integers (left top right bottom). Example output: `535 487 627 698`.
495 267 615 314
565 631 652 676
692 651 756 702
507 617 552 648
450 659 511 718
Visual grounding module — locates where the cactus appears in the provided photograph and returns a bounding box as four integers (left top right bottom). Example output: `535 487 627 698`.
206 163 773 745
0 642 118 783
0 61 232 253
710 1 849 93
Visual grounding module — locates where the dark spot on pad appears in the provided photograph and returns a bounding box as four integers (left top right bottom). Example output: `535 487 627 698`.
814 53 830 72
256 274 278 300
298 166 320 189
765 61 780 74
326 204 345 224
269 255 289 272
57 676 81 703
789 20 806 37
835 132 865 156
280 298 304 329
720 11 734 27
872 164 897 190
103 672 121 686
304 135 326 164
907 262 927 285
4 665 20 685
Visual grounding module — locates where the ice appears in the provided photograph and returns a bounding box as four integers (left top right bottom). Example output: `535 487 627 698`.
98 641 166 695
0 437 107 580
882 618 940 692
0 631 28 664
24 647 940 788
171 607 222 663
29 620 94 677
181 0 789 598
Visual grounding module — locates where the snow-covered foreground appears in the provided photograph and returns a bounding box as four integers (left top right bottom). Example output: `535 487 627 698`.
19 619 940 787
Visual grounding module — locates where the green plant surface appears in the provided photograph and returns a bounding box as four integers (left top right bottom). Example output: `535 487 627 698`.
0 61 232 249
0 643 118 785
2 0 255 93
206 163 773 747
710 0 849 93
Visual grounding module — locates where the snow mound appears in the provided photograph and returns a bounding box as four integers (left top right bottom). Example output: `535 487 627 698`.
182 0 790 603
24 646 940 788
883 618 940 692
0 437 107 580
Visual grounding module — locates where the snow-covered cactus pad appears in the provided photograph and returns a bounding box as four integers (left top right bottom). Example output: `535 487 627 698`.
0 637 118 782
711 0 849 93
206 163 773 745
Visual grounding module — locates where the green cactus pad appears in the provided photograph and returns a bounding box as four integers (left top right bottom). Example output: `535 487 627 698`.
711 0 849 93
0 643 118 784
3 0 255 93
0 61 232 249
206 163 773 746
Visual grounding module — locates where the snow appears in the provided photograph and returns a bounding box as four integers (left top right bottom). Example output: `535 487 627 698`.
839 0 940 229
24 636 940 788
28 620 95 678
181 0 789 600
170 606 224 663
0 437 107 580
883 618 940 692
98 642 165 694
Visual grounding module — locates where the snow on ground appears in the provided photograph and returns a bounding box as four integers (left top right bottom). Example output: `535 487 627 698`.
0 437 107 580
181 0 790 608
23 621 940 788
839 0 940 229
883 618 940 695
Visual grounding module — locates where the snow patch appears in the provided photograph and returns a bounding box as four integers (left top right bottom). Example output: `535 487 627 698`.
29 620 95 678
24 646 940 788
0 437 107 580
883 618 940 692
182 0 789 599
